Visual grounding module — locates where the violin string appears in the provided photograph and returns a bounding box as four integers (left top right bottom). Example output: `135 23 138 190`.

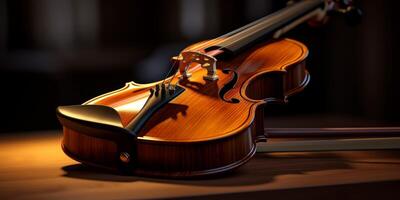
161 38 226 86
215 0 319 51
161 7 278 83
161 59 178 85
188 1 313 58
162 0 319 87
166 64 180 89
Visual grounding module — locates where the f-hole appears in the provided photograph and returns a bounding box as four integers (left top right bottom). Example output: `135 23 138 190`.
219 68 240 103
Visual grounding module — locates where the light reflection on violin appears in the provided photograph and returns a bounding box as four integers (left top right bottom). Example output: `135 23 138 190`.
56 0 365 178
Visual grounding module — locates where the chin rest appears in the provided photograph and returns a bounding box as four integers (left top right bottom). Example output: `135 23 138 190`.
56 105 135 140
57 105 123 127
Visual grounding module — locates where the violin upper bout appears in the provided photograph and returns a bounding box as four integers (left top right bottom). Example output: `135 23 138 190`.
237 38 310 103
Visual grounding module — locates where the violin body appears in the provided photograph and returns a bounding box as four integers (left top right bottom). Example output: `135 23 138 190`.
58 38 309 177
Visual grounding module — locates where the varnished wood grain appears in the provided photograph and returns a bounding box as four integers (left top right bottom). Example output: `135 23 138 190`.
85 38 308 141
2 132 400 200
60 38 310 177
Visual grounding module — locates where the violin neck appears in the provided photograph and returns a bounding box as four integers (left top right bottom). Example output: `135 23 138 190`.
207 0 326 55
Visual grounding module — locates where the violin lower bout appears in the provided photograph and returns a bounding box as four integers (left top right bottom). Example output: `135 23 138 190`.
60 38 310 178
62 122 257 178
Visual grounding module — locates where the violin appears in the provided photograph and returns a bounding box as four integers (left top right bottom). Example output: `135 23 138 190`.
56 0 360 177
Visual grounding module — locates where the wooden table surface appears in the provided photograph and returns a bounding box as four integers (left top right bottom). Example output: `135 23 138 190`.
1 131 400 200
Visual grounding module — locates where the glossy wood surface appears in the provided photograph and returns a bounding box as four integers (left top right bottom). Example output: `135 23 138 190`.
60 38 310 177
2 131 400 200
86 38 308 142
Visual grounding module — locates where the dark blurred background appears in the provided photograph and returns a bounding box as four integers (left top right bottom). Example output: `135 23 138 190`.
0 0 398 133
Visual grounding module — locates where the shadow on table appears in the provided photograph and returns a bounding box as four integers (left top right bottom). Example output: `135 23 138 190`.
62 151 353 186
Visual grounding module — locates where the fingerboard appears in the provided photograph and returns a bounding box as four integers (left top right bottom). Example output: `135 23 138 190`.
206 0 325 55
